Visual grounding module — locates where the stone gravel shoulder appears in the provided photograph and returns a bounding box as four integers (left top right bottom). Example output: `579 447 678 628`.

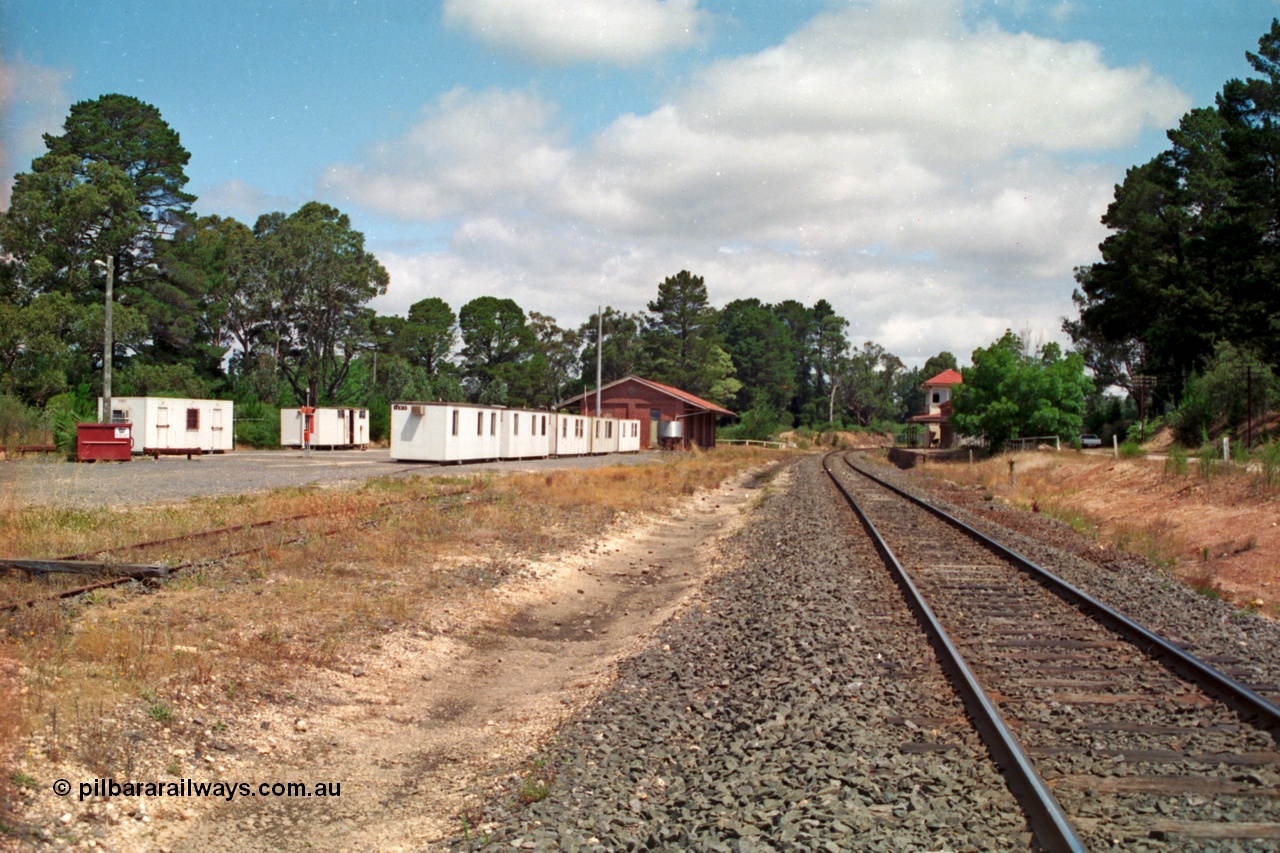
456 455 1033 852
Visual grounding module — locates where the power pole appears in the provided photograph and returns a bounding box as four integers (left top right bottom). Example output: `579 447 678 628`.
1247 364 1253 449
1132 375 1156 439
595 305 603 417
100 255 114 423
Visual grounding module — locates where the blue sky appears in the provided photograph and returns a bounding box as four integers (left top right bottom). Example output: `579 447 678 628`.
3 1 1277 366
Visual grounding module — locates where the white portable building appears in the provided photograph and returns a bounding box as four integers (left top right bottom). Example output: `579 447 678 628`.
589 416 620 455
98 397 234 455
554 413 592 457
500 409 551 459
281 407 369 449
390 401 503 462
617 418 642 453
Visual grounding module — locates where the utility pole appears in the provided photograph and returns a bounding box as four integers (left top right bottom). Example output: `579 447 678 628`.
98 255 114 423
1132 375 1156 439
595 305 603 418
1247 364 1253 449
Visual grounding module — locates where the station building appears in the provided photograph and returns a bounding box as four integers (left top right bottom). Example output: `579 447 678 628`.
560 375 734 450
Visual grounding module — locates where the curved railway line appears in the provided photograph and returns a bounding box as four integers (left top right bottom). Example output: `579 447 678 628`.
825 451 1280 850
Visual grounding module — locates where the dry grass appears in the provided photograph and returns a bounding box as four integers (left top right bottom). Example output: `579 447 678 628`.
914 449 1279 616
0 448 780 800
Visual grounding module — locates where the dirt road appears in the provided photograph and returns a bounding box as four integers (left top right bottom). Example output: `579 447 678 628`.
112 465 775 851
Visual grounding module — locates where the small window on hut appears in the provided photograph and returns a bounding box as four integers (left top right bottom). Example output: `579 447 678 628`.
562 418 567 437
541 415 547 436
186 408 200 431
491 412 497 434
514 413 519 435
932 392 941 404
452 410 459 436
606 421 612 439
478 411 484 435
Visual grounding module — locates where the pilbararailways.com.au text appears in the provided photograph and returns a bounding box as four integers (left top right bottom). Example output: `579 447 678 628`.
66 778 341 802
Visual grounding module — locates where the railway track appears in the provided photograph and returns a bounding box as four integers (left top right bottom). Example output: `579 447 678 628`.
825 451 1280 850
0 484 476 614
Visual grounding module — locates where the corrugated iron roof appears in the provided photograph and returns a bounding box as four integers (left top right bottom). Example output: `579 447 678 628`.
560 375 735 417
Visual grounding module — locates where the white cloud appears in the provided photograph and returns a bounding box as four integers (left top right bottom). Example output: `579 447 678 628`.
334 1 1190 365
0 56 73 209
195 179 296 222
323 88 571 220
442 0 703 64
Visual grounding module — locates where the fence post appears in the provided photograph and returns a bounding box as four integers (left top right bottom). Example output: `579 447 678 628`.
1223 436 1230 463
1113 435 1118 459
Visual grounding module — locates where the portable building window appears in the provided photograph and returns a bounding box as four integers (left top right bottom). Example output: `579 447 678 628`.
514 413 519 435
541 415 547 436
477 411 484 435
595 421 600 438
490 412 497 434
452 410 459 436
606 421 612 438
186 408 200 430
562 418 568 437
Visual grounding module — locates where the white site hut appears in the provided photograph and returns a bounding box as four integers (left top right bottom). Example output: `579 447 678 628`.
555 412 592 456
500 409 551 459
280 407 369 449
98 397 234 455
617 419 642 453
391 401 504 462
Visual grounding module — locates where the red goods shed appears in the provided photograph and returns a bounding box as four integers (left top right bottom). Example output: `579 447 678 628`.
560 375 734 450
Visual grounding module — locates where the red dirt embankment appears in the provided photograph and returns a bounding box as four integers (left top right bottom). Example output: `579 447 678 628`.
917 452 1279 618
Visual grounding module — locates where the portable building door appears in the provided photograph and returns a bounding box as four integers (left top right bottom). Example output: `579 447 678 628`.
155 404 171 449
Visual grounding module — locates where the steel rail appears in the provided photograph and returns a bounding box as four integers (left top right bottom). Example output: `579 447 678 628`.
1 487 476 614
822 452 1088 853
840 452 1280 730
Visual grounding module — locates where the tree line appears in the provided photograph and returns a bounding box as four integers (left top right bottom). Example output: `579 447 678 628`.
0 94 967 445
1068 19 1280 447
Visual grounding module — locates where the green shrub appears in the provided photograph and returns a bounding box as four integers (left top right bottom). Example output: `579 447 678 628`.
1164 444 1188 476
1118 442 1145 458
718 406 785 442
45 385 98 454
1253 440 1280 493
233 401 280 448
1196 443 1221 480
1125 416 1162 445
0 394 48 450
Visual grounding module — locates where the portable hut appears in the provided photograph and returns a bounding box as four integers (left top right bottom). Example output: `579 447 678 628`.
554 412 592 456
500 409 551 459
588 416 620 455
390 401 503 462
281 407 369 449
98 397 234 455
617 418 642 453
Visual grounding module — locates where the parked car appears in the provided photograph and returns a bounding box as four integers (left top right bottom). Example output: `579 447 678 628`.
1079 433 1103 448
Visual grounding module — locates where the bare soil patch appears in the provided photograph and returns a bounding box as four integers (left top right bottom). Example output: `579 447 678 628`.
2 452 784 851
